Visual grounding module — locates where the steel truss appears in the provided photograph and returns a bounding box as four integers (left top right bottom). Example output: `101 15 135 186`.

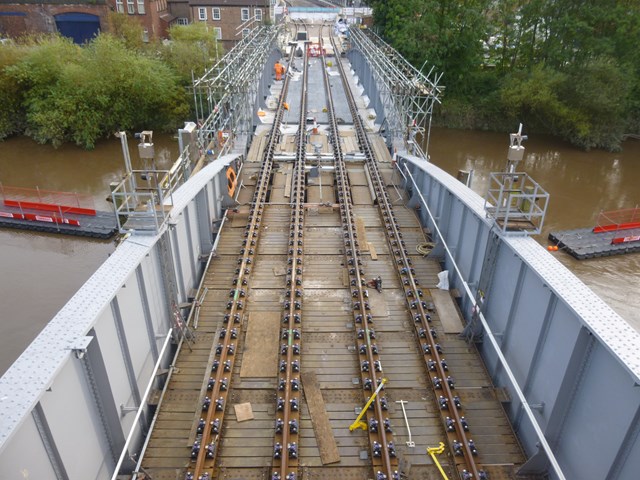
348 27 443 157
193 26 280 157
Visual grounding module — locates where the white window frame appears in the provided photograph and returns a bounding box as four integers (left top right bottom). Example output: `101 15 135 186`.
241 8 249 21
255 8 262 21
212 7 220 20
213 27 222 40
198 7 207 21
242 28 250 37
127 0 135 14
137 0 145 14
116 0 124 13
177 17 189 25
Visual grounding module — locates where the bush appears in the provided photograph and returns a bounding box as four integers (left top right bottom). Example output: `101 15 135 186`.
162 23 223 84
105 11 147 51
1 34 189 148
0 42 27 140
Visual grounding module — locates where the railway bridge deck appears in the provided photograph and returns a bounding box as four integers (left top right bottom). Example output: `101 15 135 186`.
3 15 639 480
140 27 525 480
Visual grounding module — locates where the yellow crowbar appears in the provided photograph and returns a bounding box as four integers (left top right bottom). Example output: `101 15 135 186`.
349 378 387 431
427 442 449 480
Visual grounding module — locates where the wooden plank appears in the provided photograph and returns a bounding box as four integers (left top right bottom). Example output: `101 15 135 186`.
368 242 378 260
347 169 368 186
300 371 341 465
355 217 369 251
234 402 255 422
430 289 465 334
273 266 286 276
270 188 287 203
307 185 335 204
240 312 280 377
283 173 291 198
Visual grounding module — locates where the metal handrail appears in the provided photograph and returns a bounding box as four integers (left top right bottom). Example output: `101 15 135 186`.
111 329 174 480
399 157 567 480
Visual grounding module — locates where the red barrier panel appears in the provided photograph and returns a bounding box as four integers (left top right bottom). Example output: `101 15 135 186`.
593 222 640 233
0 210 80 226
611 235 640 245
4 199 96 216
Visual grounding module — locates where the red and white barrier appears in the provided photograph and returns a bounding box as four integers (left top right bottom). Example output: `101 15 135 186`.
0 211 80 226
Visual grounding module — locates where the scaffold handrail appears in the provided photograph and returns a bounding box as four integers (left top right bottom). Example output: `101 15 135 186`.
348 26 443 152
193 25 280 156
193 26 278 89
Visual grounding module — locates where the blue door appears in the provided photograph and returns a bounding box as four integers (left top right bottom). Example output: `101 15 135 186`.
55 13 100 44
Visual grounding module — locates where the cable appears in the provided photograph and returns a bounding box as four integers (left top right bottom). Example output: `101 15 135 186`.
416 242 435 256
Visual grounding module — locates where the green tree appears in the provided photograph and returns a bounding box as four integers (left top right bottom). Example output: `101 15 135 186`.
371 0 640 150
161 23 223 84
0 41 27 140
6 34 188 148
371 0 491 95
105 11 147 51
5 36 81 145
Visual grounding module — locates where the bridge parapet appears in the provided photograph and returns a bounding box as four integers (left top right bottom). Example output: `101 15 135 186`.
395 151 640 480
0 155 240 479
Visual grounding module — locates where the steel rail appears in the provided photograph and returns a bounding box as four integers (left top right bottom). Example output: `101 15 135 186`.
329 35 483 479
271 24 311 480
189 42 296 480
320 33 398 480
400 160 567 480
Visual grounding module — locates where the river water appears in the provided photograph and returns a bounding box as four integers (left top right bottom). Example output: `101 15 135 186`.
0 135 178 376
0 129 638 375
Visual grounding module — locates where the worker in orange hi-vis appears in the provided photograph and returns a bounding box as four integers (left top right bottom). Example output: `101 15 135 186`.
274 60 285 81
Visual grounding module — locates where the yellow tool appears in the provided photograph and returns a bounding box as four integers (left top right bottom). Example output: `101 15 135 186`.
427 442 449 480
349 378 387 431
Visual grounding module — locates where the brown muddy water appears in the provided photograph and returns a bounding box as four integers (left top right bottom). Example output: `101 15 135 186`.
0 134 179 375
0 129 638 375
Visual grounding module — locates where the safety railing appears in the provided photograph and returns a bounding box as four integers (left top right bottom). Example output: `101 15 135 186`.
397 154 567 480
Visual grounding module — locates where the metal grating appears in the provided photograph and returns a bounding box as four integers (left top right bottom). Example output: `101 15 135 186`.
506 236 640 381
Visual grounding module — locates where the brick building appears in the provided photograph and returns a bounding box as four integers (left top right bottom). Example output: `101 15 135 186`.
174 0 270 49
0 0 171 43
0 0 108 42
112 0 171 39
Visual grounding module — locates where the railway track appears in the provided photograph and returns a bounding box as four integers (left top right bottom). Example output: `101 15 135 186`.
321 33 398 480
271 24 312 480
186 30 298 480
140 21 527 480
326 33 484 479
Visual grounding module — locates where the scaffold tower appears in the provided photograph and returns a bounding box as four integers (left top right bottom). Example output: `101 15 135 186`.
349 27 444 157
193 26 280 157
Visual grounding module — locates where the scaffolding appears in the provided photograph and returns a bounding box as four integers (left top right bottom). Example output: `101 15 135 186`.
193 25 280 158
111 131 192 234
348 27 443 157
483 127 549 236
484 172 549 235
